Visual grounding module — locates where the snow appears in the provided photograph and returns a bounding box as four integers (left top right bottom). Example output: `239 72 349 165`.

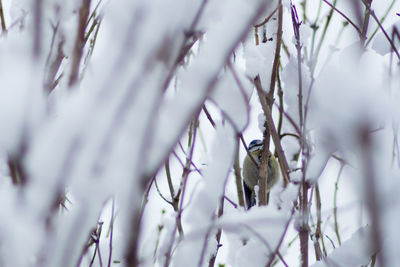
0 0 400 266
311 226 373 267
372 20 400 56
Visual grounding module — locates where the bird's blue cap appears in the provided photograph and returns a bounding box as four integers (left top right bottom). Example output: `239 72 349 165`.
249 139 263 151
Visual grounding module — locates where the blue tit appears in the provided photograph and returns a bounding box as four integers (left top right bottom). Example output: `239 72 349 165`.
242 139 279 209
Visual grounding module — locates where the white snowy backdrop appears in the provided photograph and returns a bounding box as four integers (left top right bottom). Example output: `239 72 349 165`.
0 0 399 266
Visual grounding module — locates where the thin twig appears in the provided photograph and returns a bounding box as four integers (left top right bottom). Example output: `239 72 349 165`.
202 105 216 128
265 206 296 267
165 158 184 235
154 177 173 206
33 0 43 57
164 116 200 267
254 5 279 28
224 196 238 209
365 0 395 47
107 198 115 267
207 196 225 267
268 2 283 96
200 172 230 267
322 0 361 35
290 3 310 267
360 0 400 60
333 163 344 246
276 71 284 140
311 0 337 73
360 0 373 44
359 126 385 267
163 224 179 267
69 0 91 86
314 184 327 259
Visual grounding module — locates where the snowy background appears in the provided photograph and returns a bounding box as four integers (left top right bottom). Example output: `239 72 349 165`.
0 0 399 266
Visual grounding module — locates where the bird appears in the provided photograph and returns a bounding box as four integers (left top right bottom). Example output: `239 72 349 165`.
242 139 279 209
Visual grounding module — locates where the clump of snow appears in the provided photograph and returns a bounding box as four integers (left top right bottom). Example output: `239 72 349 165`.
372 21 400 56
311 226 373 267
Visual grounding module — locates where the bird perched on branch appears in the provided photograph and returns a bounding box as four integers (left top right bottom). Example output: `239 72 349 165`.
242 139 279 209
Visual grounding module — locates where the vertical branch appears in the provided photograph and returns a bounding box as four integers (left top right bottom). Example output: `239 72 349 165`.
107 198 115 267
254 78 291 186
291 2 303 132
233 139 246 208
69 0 91 87
360 0 373 45
0 0 6 32
125 184 148 267
333 162 344 246
268 2 283 96
258 1 284 206
314 184 327 260
45 38 65 92
7 156 27 185
33 0 43 58
163 115 199 267
258 119 270 206
290 2 310 267
359 127 385 267
207 196 224 267
311 0 337 73
165 158 184 236
276 71 284 139
299 180 309 267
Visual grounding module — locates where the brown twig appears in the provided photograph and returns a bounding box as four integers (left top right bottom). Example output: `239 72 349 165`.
207 196 224 267
360 0 373 44
33 0 43 57
359 126 385 267
69 0 91 86
268 3 283 97
154 177 174 206
0 0 6 32
164 117 199 267
314 184 327 260
7 156 27 185
200 171 230 267
254 77 290 186
254 4 280 28
165 158 184 236
107 198 115 267
233 139 245 208
202 105 216 128
276 71 284 139
290 3 310 267
333 163 344 246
